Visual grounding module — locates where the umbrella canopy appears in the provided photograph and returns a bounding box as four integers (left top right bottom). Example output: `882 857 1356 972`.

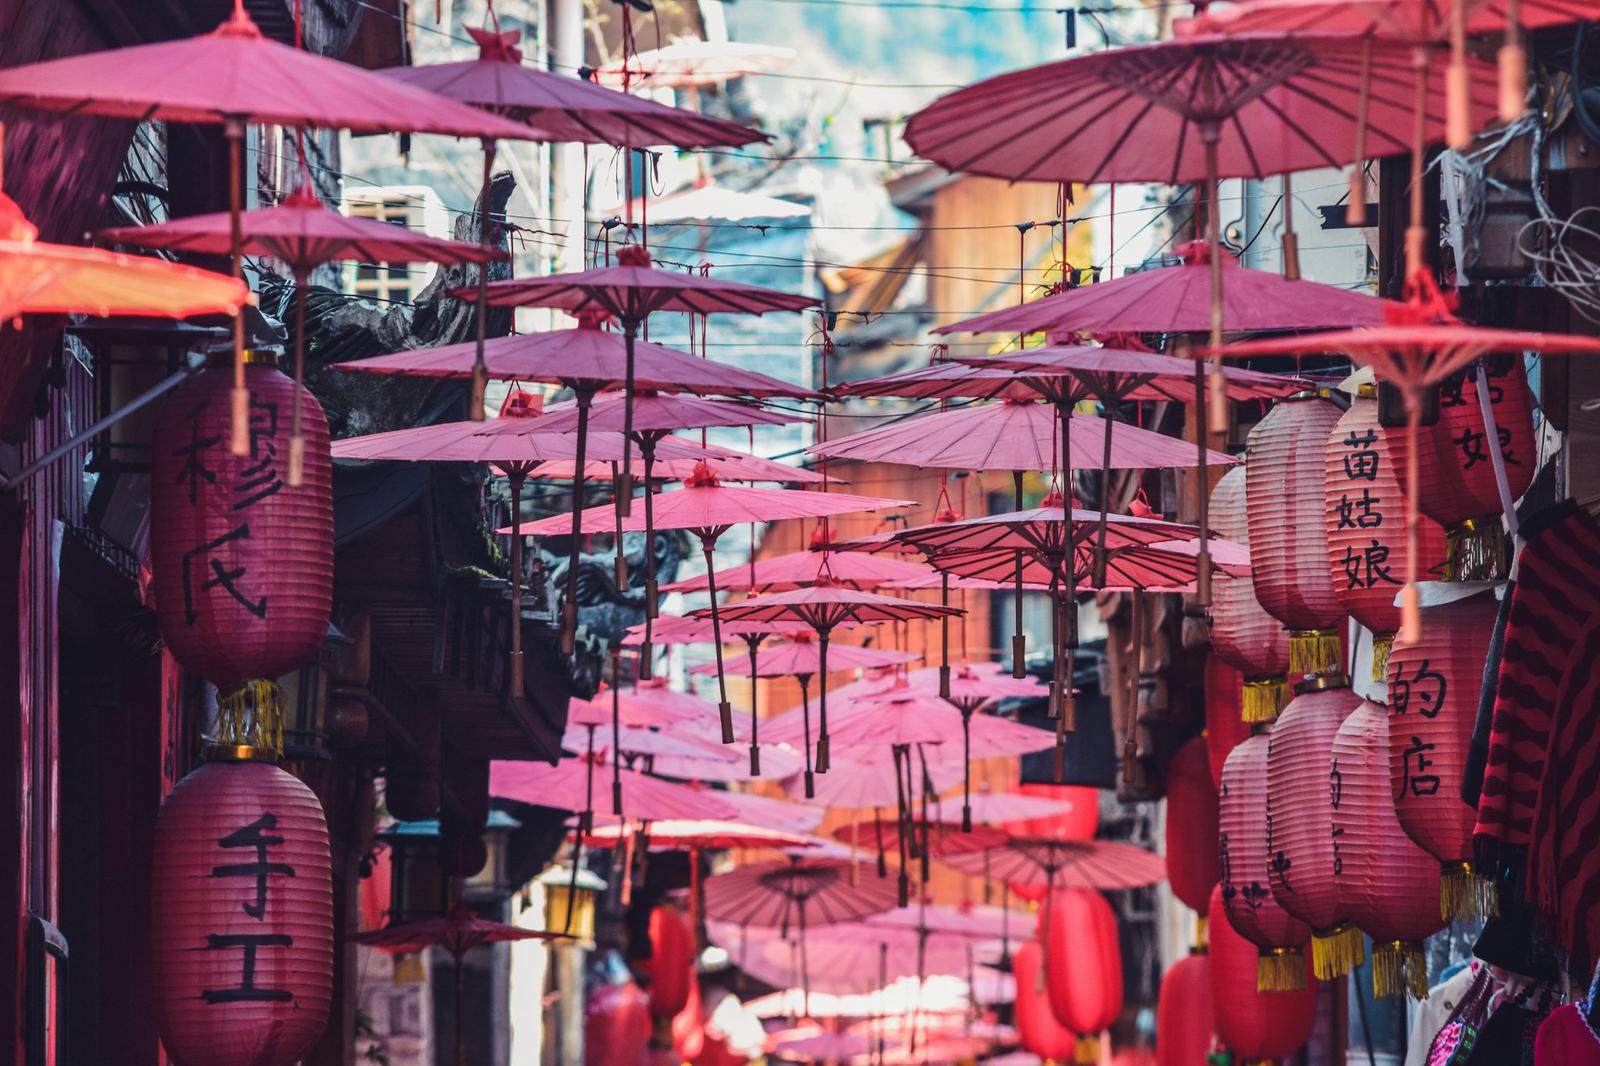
763 693 1053 758
565 678 718 728
831 360 1042 402
940 838 1167 890
578 818 819 852
330 417 711 466
354 902 561 956
595 39 799 88
881 503 1200 560
1190 0 1592 39
856 662 1047 713
562 723 731 762
647 728 807 783
529 443 828 484
747 925 994 998
769 1030 875 1061
623 614 819 645
810 401 1236 472
904 532 1250 588
530 391 803 436
688 637 918 678
782 754 965 810
381 27 764 147
663 548 939 594
964 343 1304 402
490 756 738 821
703 785 828 833
703 857 899 928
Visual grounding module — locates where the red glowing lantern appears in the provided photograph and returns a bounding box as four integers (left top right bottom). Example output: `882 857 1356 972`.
1045 888 1123 1063
1331 699 1444 999
150 356 334 695
587 980 652 1066
153 758 334 1066
1012 783 1100 840
1266 681 1363 980
1209 467 1291 721
1218 735 1311 991
1324 389 1448 677
1166 738 1220 914
643 906 694 1021
1156 952 1213 1066
1204 656 1251 791
1388 586 1497 920
1384 356 1535 580
1014 940 1080 1064
1246 394 1348 681
1208 885 1316 1063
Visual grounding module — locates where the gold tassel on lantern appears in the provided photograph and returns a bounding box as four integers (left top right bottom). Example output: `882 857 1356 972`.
1256 947 1307 992
1371 940 1429 999
1440 861 1499 923
1074 1034 1101 1064
1241 676 1289 723
1289 629 1343 679
1371 633 1395 684
1310 922 1365 980
1444 516 1506 581
210 679 285 760
1192 915 1209 954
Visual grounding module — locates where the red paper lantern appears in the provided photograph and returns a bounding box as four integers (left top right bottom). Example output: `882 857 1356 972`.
644 906 694 1021
1156 952 1213 1066
1208 885 1316 1064
153 758 333 1066
1324 390 1448 676
150 357 333 692
1014 940 1080 1064
587 980 652 1066
1331 699 1444 999
1218 736 1311 991
1204 656 1251 791
1045 888 1123 1063
1166 738 1220 914
1388 586 1497 920
1266 681 1363 980
1209 467 1291 721
1246 394 1348 681
1385 356 1535 580
1012 783 1100 841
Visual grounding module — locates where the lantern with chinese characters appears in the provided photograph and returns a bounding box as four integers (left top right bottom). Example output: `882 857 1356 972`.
1015 940 1081 1063
1210 467 1291 720
1325 389 1448 679
153 755 334 1066
1247 394 1348 681
1331 699 1444 999
1208 886 1316 1064
1267 680 1363 980
1167 738 1221 915
1218 736 1311 991
1205 656 1251 791
1388 585 1497 920
1384 356 1535 580
1045 889 1123 1064
642 906 694 1022
1157 952 1213 1066
150 354 334 733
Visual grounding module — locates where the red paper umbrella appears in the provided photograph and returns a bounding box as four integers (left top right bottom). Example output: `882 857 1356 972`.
770 1029 874 1061
623 614 818 646
1388 583 1497 919
1247 393 1349 682
1266 681 1363 979
490 755 738 822
1157 952 1213 1066
1207 885 1317 1063
1166 738 1221 915
688 635 917 678
745 921 993 998
1043 888 1123 1062
1217 735 1312 992
831 360 1043 402
942 839 1166 892
664 548 938 594
1209 467 1292 721
1330 699 1444 999
1014 941 1082 1063
1324 387 1448 674
567 678 719 728
595 39 798 89
529 442 828 485
781 753 965 811
579 819 819 852
0 193 247 321
1204 657 1251 790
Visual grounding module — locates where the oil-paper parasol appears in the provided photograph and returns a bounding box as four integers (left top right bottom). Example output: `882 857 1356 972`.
623 614 818 646
595 39 799 89
100 185 503 485
662 547 939 594
769 1029 874 1061
0 0 540 454
940 837 1166 892
783 753 965 813
566 678 718 728
355 902 566 1066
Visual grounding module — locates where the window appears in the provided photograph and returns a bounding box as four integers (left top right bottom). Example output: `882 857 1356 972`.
344 186 448 305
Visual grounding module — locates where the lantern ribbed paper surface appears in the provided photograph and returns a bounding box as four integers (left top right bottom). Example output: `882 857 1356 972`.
1218 735 1311 992
1015 940 1080 1063
1247 396 1347 680
1210 467 1291 721
1208 886 1316 1063
1324 392 1447 678
1389 587 1497 920
1331 700 1444 999
1157 952 1213 1066
151 359 334 689
1385 358 1535 580
1167 738 1221 914
1267 682 1363 979
1205 656 1251 791
1045 889 1123 1064
153 760 333 1066
585 982 651 1066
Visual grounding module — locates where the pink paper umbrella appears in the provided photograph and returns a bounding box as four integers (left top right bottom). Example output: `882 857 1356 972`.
100 185 504 485
664 547 939 594
522 465 914 743
623 614 818 646
567 677 719 728
697 584 960 784
0 0 541 455
355 902 566 1066
770 1029 874 1062
940 837 1166 892
595 39 798 89
782 754 965 812
831 360 1042 402
529 440 829 484
755 924 984 1000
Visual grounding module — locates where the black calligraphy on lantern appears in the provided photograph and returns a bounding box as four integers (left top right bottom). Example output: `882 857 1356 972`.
1242 881 1273 911
233 396 284 510
1270 848 1294 892
1441 365 1506 408
1455 425 1520 471
1341 540 1397 590
1398 736 1441 798
1218 832 1234 897
172 412 223 506
204 813 298 1004
181 525 267 623
1391 659 1447 718
1341 428 1381 481
1337 488 1384 530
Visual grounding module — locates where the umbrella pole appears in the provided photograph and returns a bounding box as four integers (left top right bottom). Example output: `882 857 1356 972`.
1056 403 1078 731
1401 397 1423 642
509 469 526 695
799 672 815 798
1500 0 1527 123
612 461 628 593
1092 400 1114 587
874 802 887 877
798 900 811 1021
618 321 638 517
877 943 889 1066
611 649 623 816
1447 0 1472 150
1197 132 1223 607
561 390 593 654
1347 36 1373 227
1124 588 1142 786
470 139 495 423
961 707 972 833
746 634 761 775
287 267 309 486
1012 469 1027 678
454 950 467 1066
1407 53 1429 282
227 119 249 457
703 540 734 743
893 747 910 907
939 571 951 698
815 630 832 773
567 727 597 933
689 845 704 957
641 441 659 680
